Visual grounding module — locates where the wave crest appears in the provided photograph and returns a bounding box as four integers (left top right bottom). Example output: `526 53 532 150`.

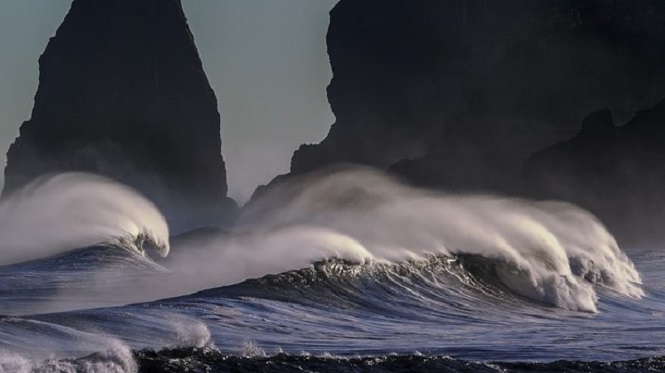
232 167 642 312
0 172 169 266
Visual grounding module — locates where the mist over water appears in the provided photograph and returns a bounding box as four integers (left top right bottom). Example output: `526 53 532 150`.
0 169 642 314
101 166 636 314
0 168 644 319
233 167 642 312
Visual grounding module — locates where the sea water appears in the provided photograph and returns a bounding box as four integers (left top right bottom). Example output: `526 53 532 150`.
0 169 662 372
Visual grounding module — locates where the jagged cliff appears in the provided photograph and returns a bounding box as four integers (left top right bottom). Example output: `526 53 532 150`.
523 101 665 245
4 0 233 230
290 0 665 196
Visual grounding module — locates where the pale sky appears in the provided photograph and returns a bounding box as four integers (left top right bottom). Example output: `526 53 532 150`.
0 1 337 202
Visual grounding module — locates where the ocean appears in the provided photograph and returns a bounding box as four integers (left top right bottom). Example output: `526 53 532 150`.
0 169 663 372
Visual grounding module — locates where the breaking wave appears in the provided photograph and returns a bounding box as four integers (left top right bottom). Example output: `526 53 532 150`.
0 168 659 371
0 168 642 314
0 173 169 267
217 167 643 312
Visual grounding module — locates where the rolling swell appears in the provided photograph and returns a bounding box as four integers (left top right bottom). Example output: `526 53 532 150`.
232 167 643 312
199 256 544 318
0 244 166 315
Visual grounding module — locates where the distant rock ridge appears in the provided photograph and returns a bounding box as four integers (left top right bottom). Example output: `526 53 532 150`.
286 0 665 197
4 0 234 231
523 100 665 245
253 0 665 244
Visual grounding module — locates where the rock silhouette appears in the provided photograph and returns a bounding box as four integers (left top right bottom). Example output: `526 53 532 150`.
289 0 665 197
273 0 665 243
4 0 233 231
524 101 665 245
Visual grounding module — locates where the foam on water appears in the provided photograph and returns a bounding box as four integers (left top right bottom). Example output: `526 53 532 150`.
0 334 137 373
214 167 642 312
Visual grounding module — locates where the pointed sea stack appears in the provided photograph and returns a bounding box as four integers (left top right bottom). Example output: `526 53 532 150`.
4 0 233 231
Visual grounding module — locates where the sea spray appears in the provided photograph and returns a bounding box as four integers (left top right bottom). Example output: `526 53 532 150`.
0 167 659 365
0 321 138 373
0 173 169 266
160 225 373 299
2 168 641 314
221 167 641 312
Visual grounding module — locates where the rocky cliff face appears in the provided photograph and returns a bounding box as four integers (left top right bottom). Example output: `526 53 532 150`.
523 101 665 245
291 0 665 196
4 0 233 231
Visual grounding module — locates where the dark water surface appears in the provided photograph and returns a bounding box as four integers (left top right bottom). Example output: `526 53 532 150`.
0 246 662 372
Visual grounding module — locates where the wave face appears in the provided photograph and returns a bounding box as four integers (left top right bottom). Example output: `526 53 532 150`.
0 169 662 372
235 167 642 312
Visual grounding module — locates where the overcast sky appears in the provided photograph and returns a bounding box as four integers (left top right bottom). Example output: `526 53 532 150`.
0 0 337 202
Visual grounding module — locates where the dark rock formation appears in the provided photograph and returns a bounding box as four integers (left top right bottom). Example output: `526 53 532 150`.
289 0 665 196
4 0 234 231
523 100 665 245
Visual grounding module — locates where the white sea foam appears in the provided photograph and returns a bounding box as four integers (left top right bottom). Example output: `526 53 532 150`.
203 167 640 312
0 337 137 373
0 173 169 266
0 351 31 373
0 169 641 313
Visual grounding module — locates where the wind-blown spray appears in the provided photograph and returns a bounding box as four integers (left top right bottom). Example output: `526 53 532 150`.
0 173 169 266
180 167 641 313
0 169 641 314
